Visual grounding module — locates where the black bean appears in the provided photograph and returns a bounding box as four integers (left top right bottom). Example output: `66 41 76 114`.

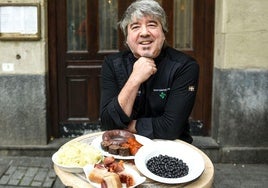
146 154 189 178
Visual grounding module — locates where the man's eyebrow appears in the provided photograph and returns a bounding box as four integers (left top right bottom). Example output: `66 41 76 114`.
148 20 158 24
129 20 158 26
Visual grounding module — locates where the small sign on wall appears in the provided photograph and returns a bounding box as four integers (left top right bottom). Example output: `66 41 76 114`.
0 3 40 40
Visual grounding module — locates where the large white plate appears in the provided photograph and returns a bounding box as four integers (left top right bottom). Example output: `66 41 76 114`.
91 134 154 160
134 141 205 184
83 164 146 188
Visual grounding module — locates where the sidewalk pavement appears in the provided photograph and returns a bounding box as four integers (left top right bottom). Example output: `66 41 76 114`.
0 156 267 188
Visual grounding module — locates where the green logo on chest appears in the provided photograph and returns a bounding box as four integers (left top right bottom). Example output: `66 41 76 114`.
159 92 166 99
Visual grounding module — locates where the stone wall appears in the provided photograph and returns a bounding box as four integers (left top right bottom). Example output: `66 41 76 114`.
212 0 268 162
212 69 268 147
0 75 47 145
0 0 47 145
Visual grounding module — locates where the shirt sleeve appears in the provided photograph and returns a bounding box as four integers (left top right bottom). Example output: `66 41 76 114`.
136 60 199 140
100 56 131 130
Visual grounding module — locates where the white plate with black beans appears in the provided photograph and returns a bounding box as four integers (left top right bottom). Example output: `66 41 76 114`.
134 141 205 184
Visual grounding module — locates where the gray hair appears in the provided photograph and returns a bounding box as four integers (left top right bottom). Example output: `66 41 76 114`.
119 0 168 38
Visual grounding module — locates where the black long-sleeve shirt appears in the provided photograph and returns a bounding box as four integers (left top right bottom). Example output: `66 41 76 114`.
100 46 199 143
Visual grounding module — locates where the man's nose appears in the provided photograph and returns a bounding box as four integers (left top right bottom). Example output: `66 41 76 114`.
140 26 149 36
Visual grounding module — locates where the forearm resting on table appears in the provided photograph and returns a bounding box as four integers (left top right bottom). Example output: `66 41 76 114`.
118 76 141 117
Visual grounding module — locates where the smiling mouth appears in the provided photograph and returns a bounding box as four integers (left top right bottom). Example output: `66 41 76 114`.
140 41 152 45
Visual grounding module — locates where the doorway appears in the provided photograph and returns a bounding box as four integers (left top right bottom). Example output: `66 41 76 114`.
48 0 214 138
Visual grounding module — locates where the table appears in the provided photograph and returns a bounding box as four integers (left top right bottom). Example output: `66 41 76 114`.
54 132 214 188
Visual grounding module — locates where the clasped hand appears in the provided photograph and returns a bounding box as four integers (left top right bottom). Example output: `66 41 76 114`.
131 57 157 84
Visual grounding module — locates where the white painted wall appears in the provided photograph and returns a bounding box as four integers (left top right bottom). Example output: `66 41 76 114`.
214 0 268 69
0 0 47 75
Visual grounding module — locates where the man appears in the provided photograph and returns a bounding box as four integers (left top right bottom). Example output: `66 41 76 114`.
100 0 199 143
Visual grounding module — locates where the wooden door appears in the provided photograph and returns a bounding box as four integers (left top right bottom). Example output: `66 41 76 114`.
48 0 214 138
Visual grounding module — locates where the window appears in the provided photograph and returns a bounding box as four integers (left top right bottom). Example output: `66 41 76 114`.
67 0 87 51
99 0 118 51
174 0 193 49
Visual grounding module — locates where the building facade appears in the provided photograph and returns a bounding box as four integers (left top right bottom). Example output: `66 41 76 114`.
0 0 267 163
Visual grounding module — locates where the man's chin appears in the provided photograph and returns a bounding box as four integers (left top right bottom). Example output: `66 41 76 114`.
134 49 156 58
139 51 155 58
142 53 153 58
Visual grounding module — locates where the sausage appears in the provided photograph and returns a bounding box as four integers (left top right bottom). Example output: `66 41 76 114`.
102 130 135 145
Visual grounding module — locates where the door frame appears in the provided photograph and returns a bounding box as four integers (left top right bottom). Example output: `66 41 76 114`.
48 0 59 138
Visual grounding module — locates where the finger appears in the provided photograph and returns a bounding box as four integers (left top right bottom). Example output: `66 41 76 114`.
151 66 157 75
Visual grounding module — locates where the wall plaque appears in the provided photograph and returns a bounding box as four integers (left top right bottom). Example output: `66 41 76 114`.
0 3 40 40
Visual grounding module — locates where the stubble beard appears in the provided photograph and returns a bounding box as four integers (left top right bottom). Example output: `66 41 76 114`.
141 47 153 58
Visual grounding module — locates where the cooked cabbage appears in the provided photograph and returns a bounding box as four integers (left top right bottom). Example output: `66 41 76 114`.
57 141 102 167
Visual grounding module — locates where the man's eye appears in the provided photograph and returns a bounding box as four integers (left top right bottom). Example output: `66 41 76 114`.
131 26 140 30
148 23 157 27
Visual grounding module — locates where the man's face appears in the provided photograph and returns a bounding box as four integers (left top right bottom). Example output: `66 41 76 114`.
126 15 165 58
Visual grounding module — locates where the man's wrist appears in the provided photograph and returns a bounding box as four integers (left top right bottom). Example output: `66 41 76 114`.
127 120 137 134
